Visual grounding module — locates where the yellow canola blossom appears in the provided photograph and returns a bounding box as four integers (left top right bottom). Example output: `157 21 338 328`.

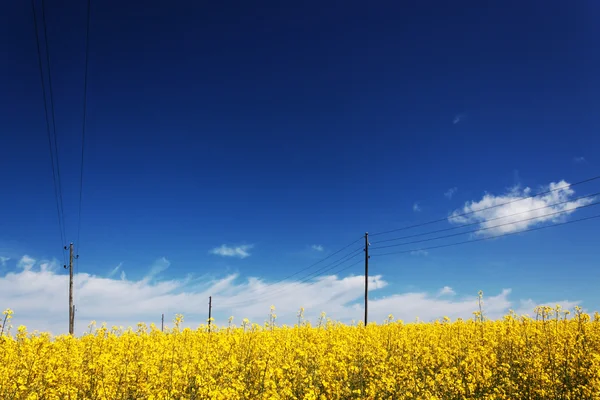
0 306 599 399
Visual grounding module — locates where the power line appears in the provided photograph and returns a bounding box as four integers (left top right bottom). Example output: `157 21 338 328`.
76 0 91 259
41 0 67 248
371 198 600 250
218 245 364 308
31 0 67 265
323 258 363 279
370 175 600 237
370 212 600 257
249 236 363 291
371 192 599 245
211 236 363 307
292 248 363 286
219 247 363 308
306 258 367 310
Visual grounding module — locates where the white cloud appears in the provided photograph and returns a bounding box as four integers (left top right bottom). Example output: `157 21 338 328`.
0 255 584 335
410 250 428 256
438 286 455 296
210 244 253 259
0 256 9 267
448 180 594 236
444 187 458 199
311 245 324 252
413 202 421 212
17 255 36 271
573 156 586 164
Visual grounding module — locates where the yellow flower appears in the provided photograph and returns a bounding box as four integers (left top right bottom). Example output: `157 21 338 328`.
0 305 598 398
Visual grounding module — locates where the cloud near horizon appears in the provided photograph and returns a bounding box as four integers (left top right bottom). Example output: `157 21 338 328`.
448 180 595 236
438 286 455 296
210 244 253 259
0 256 583 336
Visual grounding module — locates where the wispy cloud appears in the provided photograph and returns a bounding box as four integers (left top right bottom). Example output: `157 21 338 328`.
145 257 170 280
413 202 421 212
107 263 122 278
410 250 428 256
438 286 455 296
573 156 586 164
210 244 253 259
0 256 9 267
17 255 36 271
449 180 594 236
311 245 324 252
444 187 458 199
0 254 586 335
453 113 466 124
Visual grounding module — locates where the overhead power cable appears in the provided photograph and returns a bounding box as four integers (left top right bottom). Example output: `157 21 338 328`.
322 258 363 279
76 0 91 259
370 175 600 237
256 236 363 288
212 236 363 307
31 0 67 265
370 199 600 250
218 245 364 309
370 212 600 257
371 192 599 245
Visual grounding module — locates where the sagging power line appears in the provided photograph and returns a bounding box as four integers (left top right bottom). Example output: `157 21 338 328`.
370 212 600 258
369 175 600 237
216 236 363 306
76 0 92 259
218 244 365 309
31 0 68 266
31 0 93 335
370 200 600 251
371 191 600 245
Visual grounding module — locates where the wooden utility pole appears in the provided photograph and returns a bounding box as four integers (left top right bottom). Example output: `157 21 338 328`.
208 296 212 331
68 243 74 335
364 232 369 326
161 314 164 332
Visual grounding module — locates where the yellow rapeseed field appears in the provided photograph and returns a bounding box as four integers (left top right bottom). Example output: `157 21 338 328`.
1 303 600 399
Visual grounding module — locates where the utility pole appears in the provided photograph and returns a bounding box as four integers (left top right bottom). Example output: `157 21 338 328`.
208 296 212 331
64 243 74 335
161 313 164 332
364 232 369 326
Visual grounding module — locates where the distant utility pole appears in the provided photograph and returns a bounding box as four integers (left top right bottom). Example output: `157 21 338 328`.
161 314 164 332
208 296 212 331
64 243 75 335
364 232 369 326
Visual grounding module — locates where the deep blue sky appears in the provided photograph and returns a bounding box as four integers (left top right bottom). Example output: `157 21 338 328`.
1 0 600 318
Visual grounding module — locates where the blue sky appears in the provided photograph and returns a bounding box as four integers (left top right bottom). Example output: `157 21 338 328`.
1 0 599 334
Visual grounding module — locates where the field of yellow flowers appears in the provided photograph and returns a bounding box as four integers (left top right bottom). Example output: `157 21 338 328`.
1 304 600 400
